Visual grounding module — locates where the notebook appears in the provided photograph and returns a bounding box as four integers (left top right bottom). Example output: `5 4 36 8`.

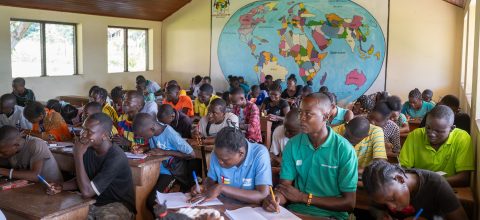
125 152 148 159
48 142 74 148
225 206 301 220
155 191 223 209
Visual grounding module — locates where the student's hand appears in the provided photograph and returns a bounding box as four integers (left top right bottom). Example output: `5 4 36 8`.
192 129 201 139
190 184 222 204
262 194 281 213
148 148 168 156
112 135 132 147
190 184 206 197
198 213 222 220
46 183 63 195
276 184 305 203
267 114 279 121
73 138 92 157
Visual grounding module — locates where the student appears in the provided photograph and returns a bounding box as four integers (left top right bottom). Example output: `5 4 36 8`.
297 86 313 107
46 99 62 113
111 86 124 115
132 113 195 215
47 113 136 219
230 87 262 143
89 87 119 124
352 95 375 116
194 83 220 118
24 101 72 141
0 125 63 183
270 109 300 166
419 94 471 134
247 85 268 107
262 93 357 219
163 84 194 117
422 89 435 105
260 83 290 131
136 81 156 102
239 76 250 90
194 98 239 144
323 92 354 126
388 95 410 136
229 76 249 97
202 76 212 85
400 105 474 187
61 104 80 126
189 127 271 204
319 86 329 93
368 99 401 155
333 116 386 172
83 102 118 135
136 75 161 96
260 74 273 91
165 80 188 97
281 74 302 106
0 94 32 130
11 77 36 107
362 160 468 220
402 88 435 119
191 75 203 97
157 104 192 139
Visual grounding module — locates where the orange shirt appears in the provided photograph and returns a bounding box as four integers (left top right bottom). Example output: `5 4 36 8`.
163 96 194 117
32 109 72 141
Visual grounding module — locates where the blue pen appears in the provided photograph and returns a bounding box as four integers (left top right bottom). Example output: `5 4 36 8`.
193 171 200 193
413 208 423 220
37 175 51 188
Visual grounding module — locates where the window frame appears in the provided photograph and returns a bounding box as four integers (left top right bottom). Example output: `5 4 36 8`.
10 18 78 77
108 26 149 73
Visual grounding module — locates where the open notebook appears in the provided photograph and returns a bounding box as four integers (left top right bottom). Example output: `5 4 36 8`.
155 192 223 209
226 206 301 220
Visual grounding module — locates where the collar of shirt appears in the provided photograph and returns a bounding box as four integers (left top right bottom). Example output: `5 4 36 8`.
299 127 334 150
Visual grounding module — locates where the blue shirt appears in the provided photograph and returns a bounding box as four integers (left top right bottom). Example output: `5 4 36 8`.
248 90 268 106
401 101 435 119
208 141 272 190
149 125 193 175
330 106 348 126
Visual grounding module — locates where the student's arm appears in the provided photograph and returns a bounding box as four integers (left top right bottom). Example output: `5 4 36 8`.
73 141 96 198
399 123 410 136
446 171 471 187
0 159 44 182
344 109 354 123
450 133 474 187
444 207 469 220
218 184 269 204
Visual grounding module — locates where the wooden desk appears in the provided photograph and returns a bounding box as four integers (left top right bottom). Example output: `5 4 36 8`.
50 148 167 220
56 95 89 107
0 184 94 220
260 117 272 148
186 141 214 180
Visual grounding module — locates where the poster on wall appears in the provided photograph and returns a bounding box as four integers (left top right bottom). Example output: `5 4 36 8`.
211 0 388 105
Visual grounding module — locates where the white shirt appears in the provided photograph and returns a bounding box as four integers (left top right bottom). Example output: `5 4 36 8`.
140 101 158 117
199 112 239 137
147 80 161 94
0 105 32 130
270 125 290 156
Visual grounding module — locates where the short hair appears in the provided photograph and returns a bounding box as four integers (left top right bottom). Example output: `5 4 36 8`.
265 75 273 80
203 76 211 82
322 91 337 105
302 86 313 93
1 94 17 106
422 89 433 97
194 75 202 84
61 104 79 123
269 83 282 92
427 105 455 125
210 98 226 113
287 74 297 83
319 86 329 93
166 84 180 93
199 83 214 95
89 85 100 97
408 88 422 99
157 104 175 119
126 91 145 104
136 75 146 83
12 77 25 86
46 99 61 112
439 95 460 108
230 87 244 96
86 113 113 133
285 108 299 122
387 96 402 112
304 92 332 110
111 86 124 99
251 85 259 91
23 101 46 121
132 112 155 133
91 87 108 101
345 116 370 138
168 80 179 86
362 160 406 195
214 127 247 152
0 125 19 143
84 102 103 113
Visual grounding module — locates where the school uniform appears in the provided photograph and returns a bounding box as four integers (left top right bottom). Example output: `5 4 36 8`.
401 101 434 119
194 95 220 117
208 141 272 189
400 128 474 177
280 128 358 219
140 101 158 116
0 105 32 130
146 80 161 94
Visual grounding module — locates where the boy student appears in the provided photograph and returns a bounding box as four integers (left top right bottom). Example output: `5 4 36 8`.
165 80 188 96
132 113 195 215
0 125 63 183
136 81 156 102
163 84 194 117
419 94 471 134
24 101 72 141
400 105 474 187
190 75 203 97
136 75 162 96
11 77 36 107
84 102 118 135
89 87 119 124
157 104 192 139
111 86 124 115
362 160 468 220
47 113 136 219
262 93 358 219
260 74 273 91
194 83 220 118
189 127 272 205
333 116 386 172
230 87 262 143
248 85 268 107
323 91 354 126
402 88 435 119
270 109 301 166
0 94 32 130
422 89 436 105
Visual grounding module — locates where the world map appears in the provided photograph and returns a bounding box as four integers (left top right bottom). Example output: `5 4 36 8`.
217 0 385 104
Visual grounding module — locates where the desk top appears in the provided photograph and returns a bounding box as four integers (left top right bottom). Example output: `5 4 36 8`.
0 184 94 219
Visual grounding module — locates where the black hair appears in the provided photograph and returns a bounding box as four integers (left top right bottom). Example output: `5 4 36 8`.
111 86 124 100
1 93 17 106
230 76 239 83
194 75 203 84
322 91 337 105
355 95 375 112
345 116 370 138
166 84 180 93
23 101 46 121
222 92 230 105
89 85 100 97
304 92 332 109
375 91 389 103
285 108 299 122
387 95 402 112
203 76 211 83
0 125 19 143
86 113 113 134
230 87 244 96
287 74 297 83
265 75 273 80
408 88 422 99
61 104 79 124
132 112 156 133
427 105 455 125
302 86 313 93
269 83 282 92
12 77 25 86
84 101 103 113
136 75 146 84
157 104 175 119
439 95 460 108
199 83 214 95
126 91 145 104
91 87 108 101
362 160 407 195
372 98 396 118
168 80 179 86
214 127 247 152
46 99 61 112
251 85 260 91
306 80 313 87
319 86 329 93
422 89 433 97
210 98 227 113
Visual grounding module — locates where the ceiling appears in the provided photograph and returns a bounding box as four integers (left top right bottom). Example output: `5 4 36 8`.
443 0 466 8
0 0 191 21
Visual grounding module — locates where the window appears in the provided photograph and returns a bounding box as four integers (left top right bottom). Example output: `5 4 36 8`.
10 20 77 77
108 27 148 73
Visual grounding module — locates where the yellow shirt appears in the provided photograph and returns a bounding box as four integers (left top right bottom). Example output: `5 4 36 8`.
102 103 119 124
194 94 220 117
333 123 387 168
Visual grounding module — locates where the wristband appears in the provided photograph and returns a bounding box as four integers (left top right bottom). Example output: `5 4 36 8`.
307 193 313 206
9 169 13 179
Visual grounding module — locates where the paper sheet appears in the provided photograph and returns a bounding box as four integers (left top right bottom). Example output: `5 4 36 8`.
226 206 301 220
124 152 148 159
155 192 223 209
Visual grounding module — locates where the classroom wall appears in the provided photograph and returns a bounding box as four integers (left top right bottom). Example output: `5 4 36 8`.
0 6 162 101
162 0 463 102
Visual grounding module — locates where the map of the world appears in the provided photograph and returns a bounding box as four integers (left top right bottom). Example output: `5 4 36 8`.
216 0 386 104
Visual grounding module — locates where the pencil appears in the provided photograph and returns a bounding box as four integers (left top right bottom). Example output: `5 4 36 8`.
269 186 279 213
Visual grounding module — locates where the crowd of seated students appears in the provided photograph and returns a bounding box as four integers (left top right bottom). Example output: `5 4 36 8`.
0 75 474 220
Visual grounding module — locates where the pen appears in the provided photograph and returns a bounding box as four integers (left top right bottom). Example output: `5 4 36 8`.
269 186 279 213
37 175 51 188
413 208 423 220
193 171 200 193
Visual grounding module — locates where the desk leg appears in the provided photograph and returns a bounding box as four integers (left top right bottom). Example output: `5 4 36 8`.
134 164 160 220
201 146 208 179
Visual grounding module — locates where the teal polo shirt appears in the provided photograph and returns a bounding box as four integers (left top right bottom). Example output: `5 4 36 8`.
280 127 358 220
